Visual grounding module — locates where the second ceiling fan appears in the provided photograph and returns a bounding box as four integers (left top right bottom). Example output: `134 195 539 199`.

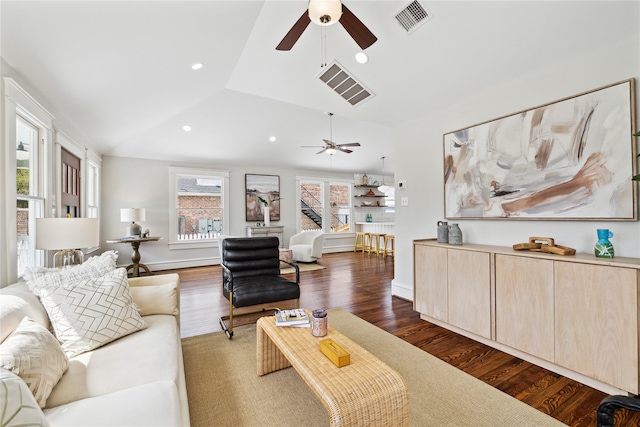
302 113 361 155
276 0 377 51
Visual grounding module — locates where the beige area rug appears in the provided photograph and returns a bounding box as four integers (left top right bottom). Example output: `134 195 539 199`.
280 262 326 275
181 308 566 427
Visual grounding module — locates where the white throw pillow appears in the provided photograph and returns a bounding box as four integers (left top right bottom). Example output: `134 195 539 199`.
0 368 50 426
0 317 69 408
39 268 147 358
129 282 179 316
24 250 118 296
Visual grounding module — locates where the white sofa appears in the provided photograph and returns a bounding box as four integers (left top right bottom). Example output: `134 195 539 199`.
289 230 324 262
0 272 190 427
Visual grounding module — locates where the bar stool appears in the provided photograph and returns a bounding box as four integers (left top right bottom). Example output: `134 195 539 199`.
383 235 395 257
369 233 386 255
354 232 370 253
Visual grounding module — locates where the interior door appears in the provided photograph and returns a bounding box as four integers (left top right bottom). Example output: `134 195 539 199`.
61 147 81 217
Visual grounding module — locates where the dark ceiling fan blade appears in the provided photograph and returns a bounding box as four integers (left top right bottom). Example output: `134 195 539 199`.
337 147 353 153
339 4 377 50
276 10 311 51
337 142 360 147
316 148 328 155
301 145 325 148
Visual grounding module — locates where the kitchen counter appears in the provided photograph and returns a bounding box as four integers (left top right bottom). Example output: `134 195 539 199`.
356 222 395 235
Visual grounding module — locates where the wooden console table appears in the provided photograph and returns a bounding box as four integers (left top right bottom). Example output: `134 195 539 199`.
106 236 161 277
256 316 409 426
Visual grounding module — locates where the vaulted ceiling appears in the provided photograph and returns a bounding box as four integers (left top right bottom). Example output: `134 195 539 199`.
2 1 636 175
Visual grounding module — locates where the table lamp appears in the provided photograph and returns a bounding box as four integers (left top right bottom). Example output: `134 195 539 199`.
121 208 145 237
36 218 100 268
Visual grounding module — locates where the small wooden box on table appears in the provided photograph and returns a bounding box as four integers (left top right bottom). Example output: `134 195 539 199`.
256 316 409 427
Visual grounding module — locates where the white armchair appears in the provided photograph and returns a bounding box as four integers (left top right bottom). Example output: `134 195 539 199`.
289 230 324 263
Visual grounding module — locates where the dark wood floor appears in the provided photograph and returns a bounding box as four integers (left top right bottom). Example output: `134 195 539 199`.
162 251 638 427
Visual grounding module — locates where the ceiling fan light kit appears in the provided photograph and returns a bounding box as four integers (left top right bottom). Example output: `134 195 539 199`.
276 0 377 51
308 0 342 26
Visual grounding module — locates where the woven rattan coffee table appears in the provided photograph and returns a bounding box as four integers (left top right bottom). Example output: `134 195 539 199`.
256 316 409 427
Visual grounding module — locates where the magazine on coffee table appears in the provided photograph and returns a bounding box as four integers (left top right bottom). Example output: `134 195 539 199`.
275 309 310 328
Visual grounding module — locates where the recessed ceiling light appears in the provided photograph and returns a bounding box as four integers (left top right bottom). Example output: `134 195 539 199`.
269 136 277 142
183 125 192 132
355 52 368 64
191 63 203 70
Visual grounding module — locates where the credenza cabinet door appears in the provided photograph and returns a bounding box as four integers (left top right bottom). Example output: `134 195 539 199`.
495 255 555 362
414 245 448 322
554 262 639 394
447 249 491 339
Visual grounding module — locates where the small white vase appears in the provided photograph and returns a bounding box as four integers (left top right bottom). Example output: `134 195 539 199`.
263 206 270 226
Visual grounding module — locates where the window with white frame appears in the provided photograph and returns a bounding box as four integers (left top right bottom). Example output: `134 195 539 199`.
5 78 53 284
15 114 46 277
298 178 352 233
86 159 100 219
168 167 229 249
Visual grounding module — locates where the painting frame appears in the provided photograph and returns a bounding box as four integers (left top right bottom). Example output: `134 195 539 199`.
245 174 280 222
443 79 637 221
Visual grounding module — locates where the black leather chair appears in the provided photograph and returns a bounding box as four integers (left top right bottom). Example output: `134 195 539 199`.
597 395 640 426
219 237 300 338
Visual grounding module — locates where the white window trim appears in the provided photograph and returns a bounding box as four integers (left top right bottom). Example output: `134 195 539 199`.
4 78 54 284
295 175 355 238
168 166 229 250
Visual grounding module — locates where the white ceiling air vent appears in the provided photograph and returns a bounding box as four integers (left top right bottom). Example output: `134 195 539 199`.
316 60 375 107
394 1 433 34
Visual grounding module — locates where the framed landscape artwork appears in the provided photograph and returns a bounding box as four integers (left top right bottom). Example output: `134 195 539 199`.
245 174 280 222
443 79 637 220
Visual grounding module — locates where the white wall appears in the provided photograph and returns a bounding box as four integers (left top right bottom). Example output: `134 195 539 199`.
392 33 640 300
101 156 357 270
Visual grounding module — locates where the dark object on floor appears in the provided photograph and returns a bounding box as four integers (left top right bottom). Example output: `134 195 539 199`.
597 395 640 427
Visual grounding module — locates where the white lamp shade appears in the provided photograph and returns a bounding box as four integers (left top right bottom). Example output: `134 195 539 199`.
36 218 99 250
325 148 337 155
120 208 145 223
308 0 342 26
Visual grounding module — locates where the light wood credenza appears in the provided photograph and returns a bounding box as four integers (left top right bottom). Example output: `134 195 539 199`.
413 239 640 395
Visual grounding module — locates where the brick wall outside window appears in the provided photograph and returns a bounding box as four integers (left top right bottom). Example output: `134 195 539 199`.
178 194 222 235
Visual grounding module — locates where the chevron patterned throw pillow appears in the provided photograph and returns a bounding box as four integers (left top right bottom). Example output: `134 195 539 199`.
39 268 147 358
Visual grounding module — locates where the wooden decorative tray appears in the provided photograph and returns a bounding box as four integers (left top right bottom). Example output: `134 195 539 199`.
513 237 576 256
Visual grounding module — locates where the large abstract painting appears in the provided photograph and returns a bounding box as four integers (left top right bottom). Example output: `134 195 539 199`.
444 79 637 220
245 174 280 222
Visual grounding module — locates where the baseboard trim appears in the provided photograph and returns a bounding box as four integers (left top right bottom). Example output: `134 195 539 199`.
392 279 413 301
117 257 217 272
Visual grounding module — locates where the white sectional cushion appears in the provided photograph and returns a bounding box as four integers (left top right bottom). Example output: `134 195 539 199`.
39 268 146 358
24 251 118 296
0 368 50 427
130 282 179 316
46 315 179 407
44 380 181 427
0 283 50 342
0 317 68 408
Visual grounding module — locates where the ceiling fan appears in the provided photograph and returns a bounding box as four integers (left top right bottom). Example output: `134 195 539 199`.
276 0 377 51
302 113 361 155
